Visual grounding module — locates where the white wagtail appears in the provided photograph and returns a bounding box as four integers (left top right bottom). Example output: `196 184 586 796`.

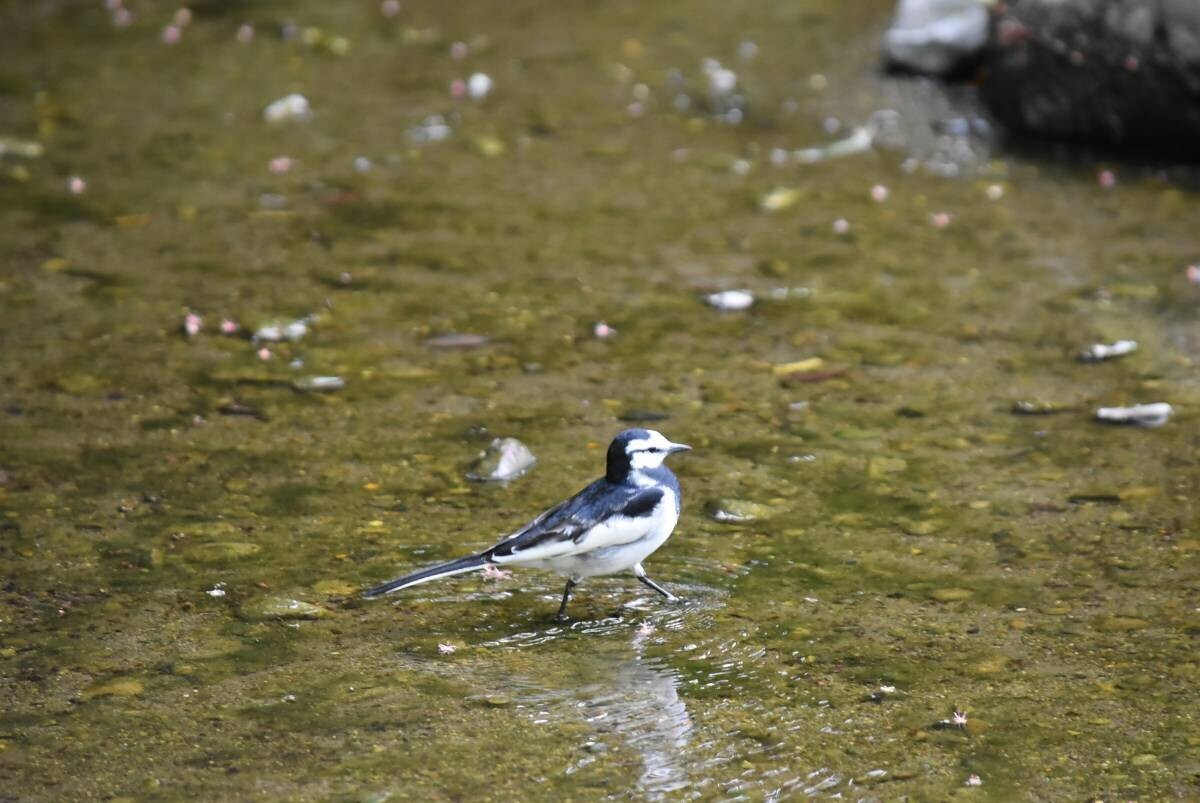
363 428 691 620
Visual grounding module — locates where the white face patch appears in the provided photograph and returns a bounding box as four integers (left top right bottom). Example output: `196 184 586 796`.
626 430 675 471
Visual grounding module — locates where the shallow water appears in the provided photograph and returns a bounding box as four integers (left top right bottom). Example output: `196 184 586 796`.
1 0 1198 799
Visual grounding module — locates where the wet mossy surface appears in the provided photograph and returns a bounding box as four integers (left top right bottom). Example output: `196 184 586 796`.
1 0 1199 800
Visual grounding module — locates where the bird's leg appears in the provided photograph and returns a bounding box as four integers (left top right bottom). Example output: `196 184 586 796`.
555 577 578 622
633 563 677 601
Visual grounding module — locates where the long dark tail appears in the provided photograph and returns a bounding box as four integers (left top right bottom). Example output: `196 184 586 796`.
362 554 489 599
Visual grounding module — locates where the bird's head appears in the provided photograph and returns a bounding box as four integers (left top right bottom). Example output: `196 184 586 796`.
606 428 691 482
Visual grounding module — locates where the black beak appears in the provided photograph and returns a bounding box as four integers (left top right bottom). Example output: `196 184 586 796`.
667 443 692 454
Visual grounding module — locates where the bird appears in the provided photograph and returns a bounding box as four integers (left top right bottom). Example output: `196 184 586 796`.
362 428 691 620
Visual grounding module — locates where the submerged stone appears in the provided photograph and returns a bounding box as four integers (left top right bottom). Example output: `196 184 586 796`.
1096 616 1151 632
313 579 359 596
1012 399 1074 415
187 542 261 562
240 596 330 621
708 498 773 523
868 456 908 478
469 135 505 157
758 188 801 213
82 678 144 699
480 695 513 707
292 375 345 392
929 587 973 602
466 437 536 482
425 332 491 349
618 409 670 422
899 518 942 535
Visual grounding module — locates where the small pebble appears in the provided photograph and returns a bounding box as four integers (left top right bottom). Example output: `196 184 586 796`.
68 176 87 195
408 115 452 143
425 332 489 349
254 318 310 342
985 184 1004 200
236 23 254 43
467 72 493 100
966 774 982 787
353 156 373 173
1080 339 1137 362
449 41 469 60
870 184 888 202
704 289 754 311
705 64 737 96
438 643 457 655
162 24 182 44
292 376 345 392
708 498 772 523
832 217 850 235
263 93 312 123
82 678 144 699
467 437 537 482
1096 402 1172 427
593 321 616 338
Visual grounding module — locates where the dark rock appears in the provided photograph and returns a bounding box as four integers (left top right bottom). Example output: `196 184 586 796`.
618 409 670 423
982 0 1200 151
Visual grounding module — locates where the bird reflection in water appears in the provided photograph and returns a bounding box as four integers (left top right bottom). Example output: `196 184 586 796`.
573 627 693 796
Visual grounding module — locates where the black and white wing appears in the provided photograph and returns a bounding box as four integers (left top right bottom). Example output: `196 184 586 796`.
486 480 665 564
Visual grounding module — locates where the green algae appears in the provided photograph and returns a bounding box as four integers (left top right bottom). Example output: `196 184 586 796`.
1 0 1199 799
